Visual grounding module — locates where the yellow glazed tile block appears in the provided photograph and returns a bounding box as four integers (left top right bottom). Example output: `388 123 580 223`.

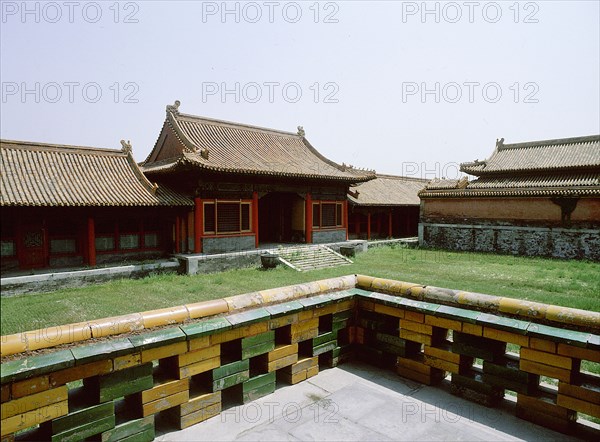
11 376 49 399
142 341 188 364
356 274 375 289
556 394 600 418
185 299 229 320
49 360 112 387
224 292 263 311
24 322 92 352
141 306 189 329
0 334 27 357
400 329 431 346
178 345 220 367
89 313 144 338
461 323 483 336
404 311 425 323
298 310 314 322
483 327 529 347
358 300 375 311
266 354 298 372
424 346 461 364
269 314 299 330
425 315 462 332
423 355 459 374
313 304 337 317
1 385 9 404
179 356 220 378
188 336 211 352
520 348 573 370
545 305 600 329
306 365 319 378
211 322 268 344
397 356 433 375
268 344 298 362
529 338 556 354
519 359 572 383
401 320 432 335
1 386 68 420
373 303 404 318
113 353 142 371
142 390 189 417
141 379 189 404
0 401 68 437
557 344 600 363
180 402 221 429
498 298 547 320
558 381 600 405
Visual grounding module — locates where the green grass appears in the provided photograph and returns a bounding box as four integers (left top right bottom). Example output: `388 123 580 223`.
1 246 599 335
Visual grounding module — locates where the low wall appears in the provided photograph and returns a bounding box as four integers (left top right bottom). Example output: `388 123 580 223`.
201 235 256 255
1 276 598 441
312 229 346 244
419 222 600 261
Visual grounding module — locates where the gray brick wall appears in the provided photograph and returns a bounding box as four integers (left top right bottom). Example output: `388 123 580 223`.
202 235 256 254
312 229 346 244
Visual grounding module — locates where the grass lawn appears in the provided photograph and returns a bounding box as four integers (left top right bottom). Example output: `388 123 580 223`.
1 246 599 336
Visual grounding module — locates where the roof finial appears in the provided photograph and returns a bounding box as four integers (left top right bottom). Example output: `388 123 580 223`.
496 137 505 149
297 126 305 137
166 100 181 115
120 139 132 155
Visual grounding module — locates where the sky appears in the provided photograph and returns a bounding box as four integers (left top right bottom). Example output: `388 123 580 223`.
1 0 599 179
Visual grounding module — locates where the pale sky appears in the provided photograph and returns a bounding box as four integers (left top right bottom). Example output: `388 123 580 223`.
1 1 599 179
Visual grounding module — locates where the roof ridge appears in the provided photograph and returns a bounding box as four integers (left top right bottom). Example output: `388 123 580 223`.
499 134 600 150
0 139 124 155
376 173 429 182
175 112 301 138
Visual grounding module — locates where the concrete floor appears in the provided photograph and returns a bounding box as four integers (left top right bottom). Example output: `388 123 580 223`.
157 361 582 441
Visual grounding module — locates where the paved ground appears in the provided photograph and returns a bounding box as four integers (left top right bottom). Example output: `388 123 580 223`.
157 361 582 441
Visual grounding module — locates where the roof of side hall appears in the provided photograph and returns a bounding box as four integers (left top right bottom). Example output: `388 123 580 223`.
0 140 192 207
420 135 600 199
349 174 429 206
141 101 376 183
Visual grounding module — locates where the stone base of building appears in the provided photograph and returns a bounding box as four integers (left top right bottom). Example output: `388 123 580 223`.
419 222 600 261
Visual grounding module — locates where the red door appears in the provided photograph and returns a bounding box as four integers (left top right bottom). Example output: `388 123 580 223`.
19 224 47 269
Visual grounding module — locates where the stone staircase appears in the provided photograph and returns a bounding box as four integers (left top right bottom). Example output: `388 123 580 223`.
275 245 353 272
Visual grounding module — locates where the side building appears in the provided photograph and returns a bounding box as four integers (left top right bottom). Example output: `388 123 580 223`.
418 135 600 260
0 140 192 272
141 101 375 254
347 174 428 239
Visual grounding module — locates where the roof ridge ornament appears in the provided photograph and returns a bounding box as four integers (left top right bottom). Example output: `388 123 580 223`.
167 100 181 115
495 137 505 149
120 139 132 155
297 126 305 137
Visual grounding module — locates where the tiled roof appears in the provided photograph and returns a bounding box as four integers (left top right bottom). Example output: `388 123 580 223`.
424 178 468 190
1 140 192 207
348 174 428 206
467 173 600 189
142 101 376 183
461 135 600 175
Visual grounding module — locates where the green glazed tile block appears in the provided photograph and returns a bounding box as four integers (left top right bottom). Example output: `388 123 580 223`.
313 341 338 356
332 319 350 332
483 358 537 385
97 363 153 402
333 310 353 322
482 372 538 395
434 305 481 324
372 341 409 357
242 331 275 349
451 371 504 396
51 415 115 442
118 427 156 442
361 291 402 307
181 317 232 339
128 327 186 351
588 333 600 350
213 370 250 391
243 372 276 392
241 341 276 359
53 401 115 433
526 323 590 348
398 298 440 315
476 313 530 335
313 331 337 347
265 301 304 318
243 382 276 403
1 348 75 384
375 332 407 349
71 338 134 365
328 290 356 303
298 294 333 309
101 416 154 442
451 342 506 362
226 308 271 326
348 288 377 297
212 359 250 380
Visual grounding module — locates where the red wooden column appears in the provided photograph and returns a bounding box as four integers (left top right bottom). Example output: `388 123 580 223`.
367 212 371 240
87 216 96 267
388 210 393 238
376 215 381 238
354 213 360 236
343 200 349 240
305 193 313 244
175 215 181 253
252 191 259 248
194 197 203 253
